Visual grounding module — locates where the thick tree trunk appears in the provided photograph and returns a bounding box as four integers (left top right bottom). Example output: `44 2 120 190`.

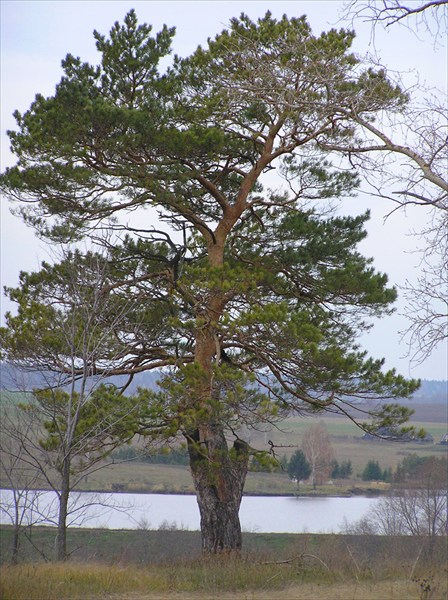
186 234 251 552
186 425 249 553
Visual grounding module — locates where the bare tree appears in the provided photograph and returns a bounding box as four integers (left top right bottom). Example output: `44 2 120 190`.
336 2 448 365
339 0 447 208
301 423 335 489
317 91 447 210
346 457 447 536
0 248 149 561
401 211 448 364
0 400 50 563
362 487 447 537
334 96 448 365
281 81 448 365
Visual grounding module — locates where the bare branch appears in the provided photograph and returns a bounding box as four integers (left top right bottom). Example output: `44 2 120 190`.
342 0 448 43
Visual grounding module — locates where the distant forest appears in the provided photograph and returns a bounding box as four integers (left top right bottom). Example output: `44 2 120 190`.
0 362 446 404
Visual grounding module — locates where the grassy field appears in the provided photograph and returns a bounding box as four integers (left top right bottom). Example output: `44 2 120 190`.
1 528 447 599
68 411 447 496
1 395 446 496
72 460 400 496
1 423 446 497
247 413 447 471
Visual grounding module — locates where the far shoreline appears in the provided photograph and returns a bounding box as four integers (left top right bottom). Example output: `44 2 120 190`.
0 486 389 498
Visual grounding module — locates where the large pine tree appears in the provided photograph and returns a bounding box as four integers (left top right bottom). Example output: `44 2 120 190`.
1 11 419 553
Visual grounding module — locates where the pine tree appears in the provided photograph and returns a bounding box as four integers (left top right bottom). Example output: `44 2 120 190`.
362 460 383 481
288 450 312 489
1 10 419 553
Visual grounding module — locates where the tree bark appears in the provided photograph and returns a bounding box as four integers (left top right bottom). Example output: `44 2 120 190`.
11 525 19 565
55 458 70 561
186 425 249 553
186 215 252 553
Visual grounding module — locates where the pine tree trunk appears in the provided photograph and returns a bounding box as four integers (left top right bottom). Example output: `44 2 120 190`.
186 425 249 553
187 239 250 552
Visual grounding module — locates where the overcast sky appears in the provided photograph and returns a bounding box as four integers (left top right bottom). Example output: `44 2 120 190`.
1 1 447 381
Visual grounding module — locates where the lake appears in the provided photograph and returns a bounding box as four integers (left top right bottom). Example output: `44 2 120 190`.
0 489 380 533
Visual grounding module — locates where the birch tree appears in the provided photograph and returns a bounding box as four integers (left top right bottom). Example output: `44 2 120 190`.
301 423 335 489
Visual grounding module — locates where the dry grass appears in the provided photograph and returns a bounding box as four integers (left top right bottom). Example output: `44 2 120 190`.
1 562 447 600
202 577 447 600
114 579 448 599
0 561 308 599
1 530 446 599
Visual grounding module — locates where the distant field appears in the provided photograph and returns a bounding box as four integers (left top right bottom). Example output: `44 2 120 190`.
406 402 447 423
1 393 446 496
246 414 447 474
48 415 448 495
73 461 390 496
272 413 447 440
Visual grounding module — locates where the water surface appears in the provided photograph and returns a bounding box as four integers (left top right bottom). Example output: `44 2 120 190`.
0 489 379 533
